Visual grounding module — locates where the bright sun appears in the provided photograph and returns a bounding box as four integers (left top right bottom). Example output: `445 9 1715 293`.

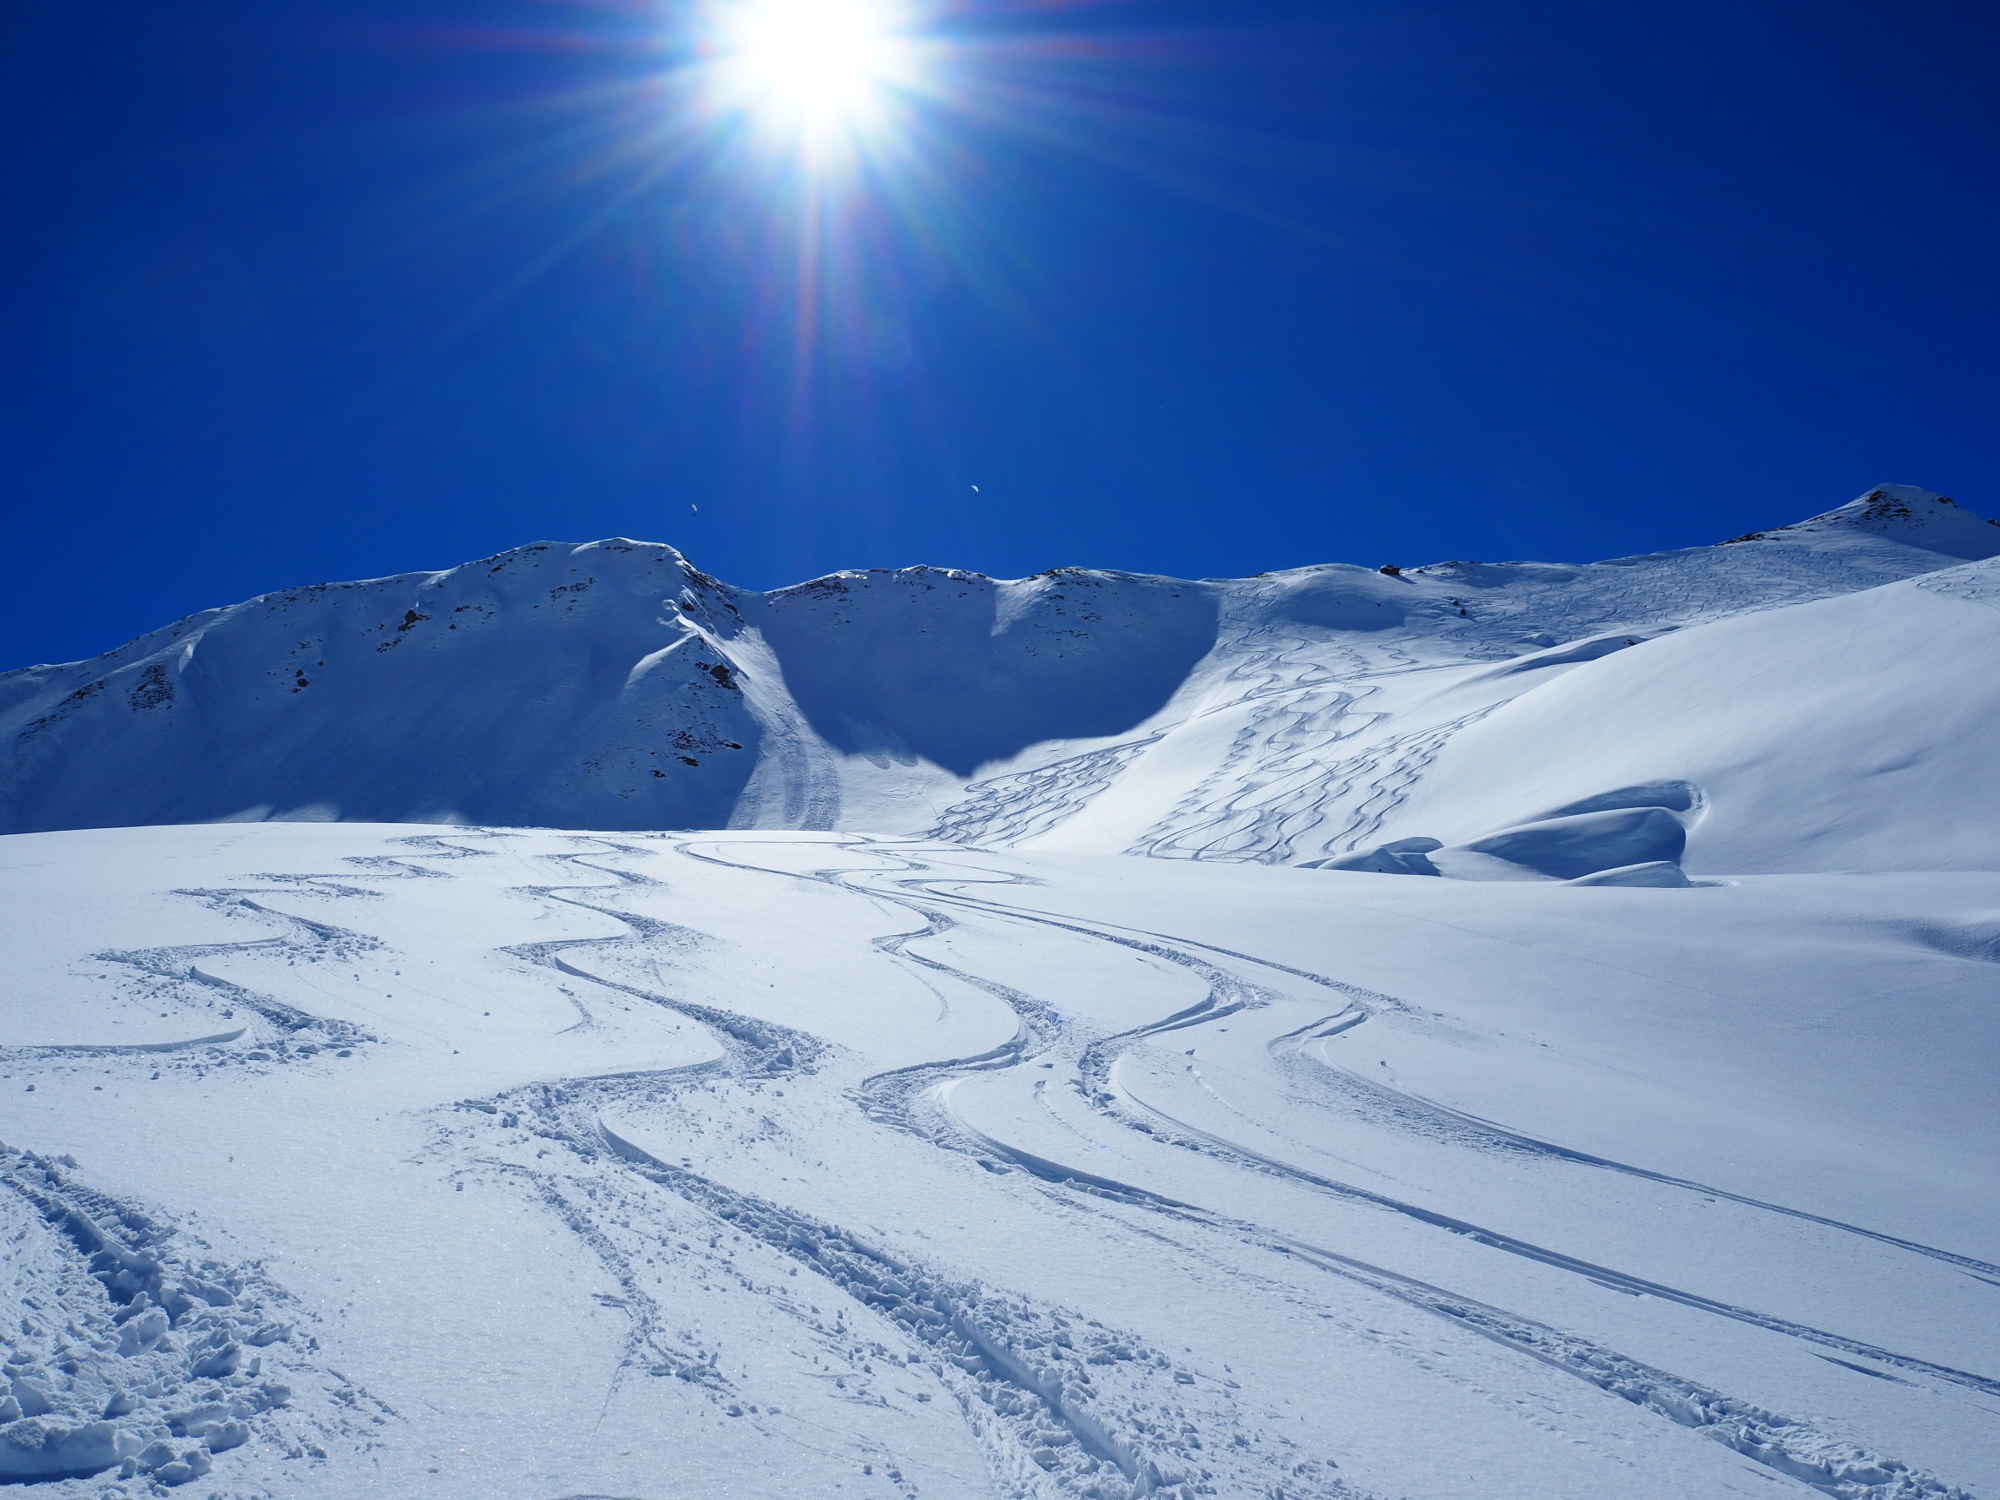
712 0 917 149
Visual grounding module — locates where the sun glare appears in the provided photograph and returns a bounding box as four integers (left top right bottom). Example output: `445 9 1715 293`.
712 0 917 150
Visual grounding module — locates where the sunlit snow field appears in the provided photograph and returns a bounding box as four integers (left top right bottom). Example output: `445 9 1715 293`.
3 488 1998 1498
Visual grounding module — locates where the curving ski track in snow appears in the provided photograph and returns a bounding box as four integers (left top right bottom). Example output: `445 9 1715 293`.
666 833 1988 1499
434 835 1332 1499
4 825 1992 1497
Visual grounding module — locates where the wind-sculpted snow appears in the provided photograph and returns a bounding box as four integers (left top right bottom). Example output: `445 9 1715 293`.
1381 542 2000 874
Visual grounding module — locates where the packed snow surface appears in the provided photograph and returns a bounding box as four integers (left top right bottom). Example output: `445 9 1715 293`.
2 485 1998 1497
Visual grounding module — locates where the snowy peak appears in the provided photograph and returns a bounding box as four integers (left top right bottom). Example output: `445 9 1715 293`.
1 482 1992 846
0 537 769 835
1722 483 2000 560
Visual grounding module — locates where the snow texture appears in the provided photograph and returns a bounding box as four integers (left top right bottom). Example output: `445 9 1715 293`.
1 484 1997 1498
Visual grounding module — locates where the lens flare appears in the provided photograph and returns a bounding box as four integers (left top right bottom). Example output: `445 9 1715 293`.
711 0 919 151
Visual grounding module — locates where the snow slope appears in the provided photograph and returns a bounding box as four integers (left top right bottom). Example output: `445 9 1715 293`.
1 825 1996 1498
1368 552 2000 875
3 483 1998 1498
3 485 1996 870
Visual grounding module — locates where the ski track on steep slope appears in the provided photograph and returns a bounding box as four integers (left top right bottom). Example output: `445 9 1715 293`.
928 627 1486 863
928 736 1166 849
924 623 1369 851
670 834 1984 1500
1127 629 1385 863
1130 702 1501 863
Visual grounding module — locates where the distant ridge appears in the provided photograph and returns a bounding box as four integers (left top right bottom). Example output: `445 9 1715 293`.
3 485 1994 860
1720 483 1999 556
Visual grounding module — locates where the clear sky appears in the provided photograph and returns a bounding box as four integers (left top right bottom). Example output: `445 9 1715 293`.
5 0 1996 667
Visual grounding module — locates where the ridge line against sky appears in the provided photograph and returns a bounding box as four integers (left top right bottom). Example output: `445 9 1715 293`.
7 481 1973 674
5 0 1996 668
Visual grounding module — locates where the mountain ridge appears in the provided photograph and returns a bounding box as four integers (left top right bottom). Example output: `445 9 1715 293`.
11 483 1992 680
4 485 1994 852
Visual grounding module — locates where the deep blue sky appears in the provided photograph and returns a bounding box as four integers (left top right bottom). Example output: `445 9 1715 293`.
6 0 1996 667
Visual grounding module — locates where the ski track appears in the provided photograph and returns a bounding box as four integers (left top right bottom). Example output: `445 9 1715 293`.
891 850 2000 1364
1117 627 1485 865
929 735 1165 849
498 836 823 1079
442 836 1349 1500
873 859 2000 1281
929 629 1477 859
7 832 516 1071
0 832 513 1488
1267 1017 2000 1282
0 1147 376 1489
7 825 1990 1498
48 893 379 1069
1130 702 1500 864
671 833 1986 1500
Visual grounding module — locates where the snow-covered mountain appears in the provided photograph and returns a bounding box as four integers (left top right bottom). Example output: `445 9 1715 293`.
4 484 1997 871
3 485 1998 1500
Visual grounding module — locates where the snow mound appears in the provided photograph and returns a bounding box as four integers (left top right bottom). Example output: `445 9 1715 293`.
1464 628 1664 680
1307 788 1701 885
1378 556 2000 874
1303 836 1444 875
1567 860 1696 888
1456 805 1689 880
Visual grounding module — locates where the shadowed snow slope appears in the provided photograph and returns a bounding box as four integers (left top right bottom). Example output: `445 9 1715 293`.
3 485 1996 873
